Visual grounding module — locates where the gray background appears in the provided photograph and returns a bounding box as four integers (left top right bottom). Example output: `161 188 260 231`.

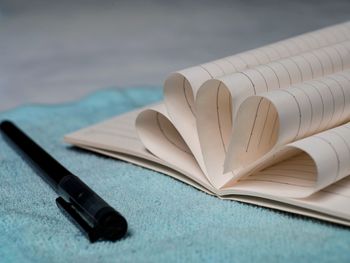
1 0 350 111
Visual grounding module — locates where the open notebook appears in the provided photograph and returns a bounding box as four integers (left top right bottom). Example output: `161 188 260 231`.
66 21 350 226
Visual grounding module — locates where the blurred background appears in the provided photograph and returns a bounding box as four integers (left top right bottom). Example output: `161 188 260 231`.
1 0 350 111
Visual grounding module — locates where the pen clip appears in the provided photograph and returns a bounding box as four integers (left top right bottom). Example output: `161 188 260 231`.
56 197 100 242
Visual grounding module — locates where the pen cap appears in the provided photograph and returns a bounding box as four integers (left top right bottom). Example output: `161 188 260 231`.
58 175 127 241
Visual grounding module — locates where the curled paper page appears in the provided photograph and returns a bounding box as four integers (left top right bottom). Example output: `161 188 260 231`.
65 21 350 226
163 22 350 174
136 22 350 188
197 41 350 187
223 122 350 198
135 104 212 188
227 69 350 173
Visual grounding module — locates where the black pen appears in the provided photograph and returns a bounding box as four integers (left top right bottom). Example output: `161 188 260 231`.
0 120 127 242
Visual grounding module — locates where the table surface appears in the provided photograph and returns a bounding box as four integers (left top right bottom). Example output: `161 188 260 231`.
1 0 350 111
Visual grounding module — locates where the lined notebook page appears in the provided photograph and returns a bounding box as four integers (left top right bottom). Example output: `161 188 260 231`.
228 69 350 175
221 174 350 224
223 111 350 199
135 104 211 185
65 109 154 160
65 106 350 224
64 106 214 190
195 41 350 187
222 123 350 220
161 22 350 182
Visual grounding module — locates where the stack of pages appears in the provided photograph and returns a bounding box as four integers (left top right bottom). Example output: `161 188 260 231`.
66 21 350 226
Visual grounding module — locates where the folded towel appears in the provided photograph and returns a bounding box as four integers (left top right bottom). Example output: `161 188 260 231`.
0 87 349 263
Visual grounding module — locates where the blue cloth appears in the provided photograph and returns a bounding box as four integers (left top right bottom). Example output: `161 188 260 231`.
0 87 349 263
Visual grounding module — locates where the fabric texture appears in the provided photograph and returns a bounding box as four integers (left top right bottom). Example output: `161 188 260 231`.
0 87 349 263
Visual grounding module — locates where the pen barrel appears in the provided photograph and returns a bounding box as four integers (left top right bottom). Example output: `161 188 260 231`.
0 121 68 188
1 121 127 242
58 175 126 229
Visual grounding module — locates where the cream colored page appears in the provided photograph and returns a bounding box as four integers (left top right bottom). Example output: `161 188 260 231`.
64 108 350 224
135 104 211 185
227 69 350 174
221 69 350 197
221 175 350 222
224 122 350 198
64 106 212 189
162 22 350 183
134 39 350 189
223 193 350 226
65 108 153 159
288 124 350 195
76 145 215 195
196 42 350 187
